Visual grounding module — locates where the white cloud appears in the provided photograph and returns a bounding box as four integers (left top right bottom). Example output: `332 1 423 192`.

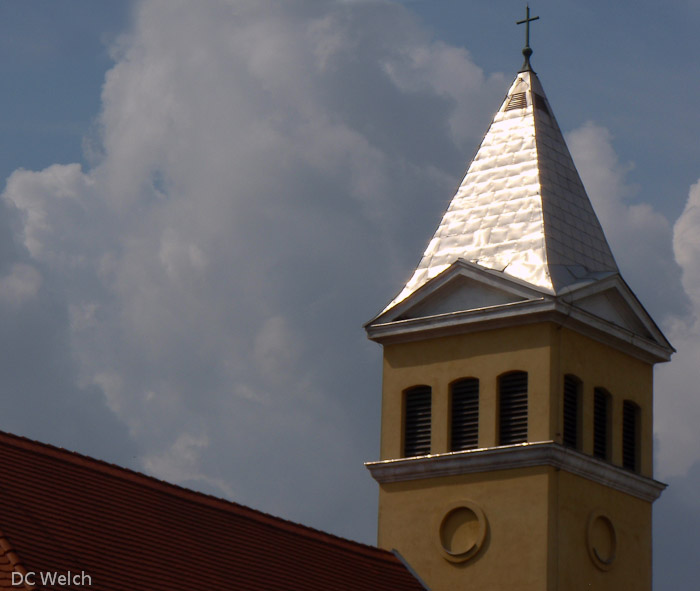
653 179 700 477
3 163 97 263
0 0 503 540
0 264 41 305
142 430 237 498
673 180 700 305
567 122 686 322
5 0 694 553
253 315 301 387
567 122 700 480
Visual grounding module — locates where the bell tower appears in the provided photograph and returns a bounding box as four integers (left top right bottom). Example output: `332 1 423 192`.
365 14 673 591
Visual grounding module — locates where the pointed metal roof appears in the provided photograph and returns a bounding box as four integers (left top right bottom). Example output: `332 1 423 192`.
385 70 618 312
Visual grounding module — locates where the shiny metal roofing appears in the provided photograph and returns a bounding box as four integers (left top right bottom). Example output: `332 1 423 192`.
386 71 618 311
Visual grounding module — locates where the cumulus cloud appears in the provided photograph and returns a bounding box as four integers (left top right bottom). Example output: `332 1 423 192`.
3 163 99 263
652 179 700 477
0 0 505 540
567 122 700 480
567 122 688 322
3 1 696 562
674 180 700 304
0 264 41 305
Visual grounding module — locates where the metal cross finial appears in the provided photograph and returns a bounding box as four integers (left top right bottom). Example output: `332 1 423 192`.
516 5 540 72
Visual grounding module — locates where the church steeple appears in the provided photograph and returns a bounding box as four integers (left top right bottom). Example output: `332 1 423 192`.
383 67 618 313
365 19 673 591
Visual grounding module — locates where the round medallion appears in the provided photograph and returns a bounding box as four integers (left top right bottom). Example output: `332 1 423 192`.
438 501 488 562
587 510 617 571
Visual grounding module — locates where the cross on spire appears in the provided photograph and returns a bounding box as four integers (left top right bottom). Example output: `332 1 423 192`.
516 5 539 72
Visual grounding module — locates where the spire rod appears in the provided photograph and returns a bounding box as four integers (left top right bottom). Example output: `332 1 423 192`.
516 5 539 72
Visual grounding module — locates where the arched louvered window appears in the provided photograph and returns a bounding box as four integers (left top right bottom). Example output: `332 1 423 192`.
450 378 479 451
404 386 432 457
593 388 611 461
498 371 528 445
622 401 640 472
563 375 582 449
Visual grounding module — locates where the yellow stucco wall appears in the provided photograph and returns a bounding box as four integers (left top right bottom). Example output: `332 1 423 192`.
378 467 552 591
375 321 657 590
555 470 652 591
380 323 654 475
377 466 652 591
381 323 554 459
557 328 654 476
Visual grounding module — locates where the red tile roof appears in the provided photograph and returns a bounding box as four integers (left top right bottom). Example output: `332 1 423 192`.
0 431 425 591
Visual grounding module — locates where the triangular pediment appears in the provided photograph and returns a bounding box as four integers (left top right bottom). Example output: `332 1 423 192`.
565 276 672 351
367 267 673 362
370 260 546 326
403 275 526 320
573 289 652 339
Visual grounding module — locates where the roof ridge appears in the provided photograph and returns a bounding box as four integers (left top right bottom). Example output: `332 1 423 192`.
0 430 392 563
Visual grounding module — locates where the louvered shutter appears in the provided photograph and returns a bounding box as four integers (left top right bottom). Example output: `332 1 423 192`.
593 388 610 460
404 386 431 457
622 401 640 471
499 372 528 445
563 375 580 449
451 379 479 451
505 92 527 111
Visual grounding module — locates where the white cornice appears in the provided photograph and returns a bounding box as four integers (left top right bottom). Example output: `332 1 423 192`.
366 298 672 363
367 298 554 340
365 442 667 503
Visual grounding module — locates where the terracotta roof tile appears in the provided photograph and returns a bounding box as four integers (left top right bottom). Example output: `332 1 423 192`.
0 431 424 591
0 534 33 590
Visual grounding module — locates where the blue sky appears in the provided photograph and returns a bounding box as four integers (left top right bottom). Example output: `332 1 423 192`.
0 2 127 179
0 1 698 589
404 0 700 222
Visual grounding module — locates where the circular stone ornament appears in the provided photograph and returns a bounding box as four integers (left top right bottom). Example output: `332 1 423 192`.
438 501 488 562
587 510 617 571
